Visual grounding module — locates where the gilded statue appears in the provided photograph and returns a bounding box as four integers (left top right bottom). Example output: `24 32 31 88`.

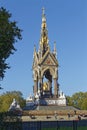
43 82 49 91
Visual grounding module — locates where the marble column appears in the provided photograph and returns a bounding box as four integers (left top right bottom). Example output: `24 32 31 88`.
34 80 38 96
39 78 43 96
54 78 58 98
48 80 52 97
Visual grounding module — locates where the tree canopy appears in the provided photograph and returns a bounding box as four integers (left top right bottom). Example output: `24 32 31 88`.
0 7 22 79
0 91 25 112
67 92 87 110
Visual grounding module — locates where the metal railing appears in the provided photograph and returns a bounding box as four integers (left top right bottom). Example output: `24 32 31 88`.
0 120 87 130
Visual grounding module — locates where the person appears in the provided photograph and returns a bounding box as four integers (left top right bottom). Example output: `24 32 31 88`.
74 110 76 115
68 113 70 119
78 115 81 120
54 111 57 119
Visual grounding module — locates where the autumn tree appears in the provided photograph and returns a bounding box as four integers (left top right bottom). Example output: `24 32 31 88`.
0 7 22 80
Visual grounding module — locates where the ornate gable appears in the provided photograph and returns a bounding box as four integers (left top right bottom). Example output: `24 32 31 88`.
39 51 58 66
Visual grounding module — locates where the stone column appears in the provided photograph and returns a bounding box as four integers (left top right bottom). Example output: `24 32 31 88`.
34 80 38 96
54 78 58 98
48 80 52 97
39 78 43 96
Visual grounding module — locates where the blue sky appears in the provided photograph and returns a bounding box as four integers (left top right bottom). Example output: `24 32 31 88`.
0 0 87 99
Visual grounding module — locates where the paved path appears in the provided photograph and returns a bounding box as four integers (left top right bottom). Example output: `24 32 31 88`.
22 115 85 121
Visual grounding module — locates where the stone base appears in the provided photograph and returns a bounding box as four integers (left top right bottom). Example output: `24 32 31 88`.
38 97 67 106
26 97 67 107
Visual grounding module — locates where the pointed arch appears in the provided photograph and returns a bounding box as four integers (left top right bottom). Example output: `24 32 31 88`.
41 67 55 78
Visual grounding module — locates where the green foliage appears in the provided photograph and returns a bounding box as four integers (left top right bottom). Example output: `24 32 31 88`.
67 92 87 110
0 91 26 112
0 7 22 79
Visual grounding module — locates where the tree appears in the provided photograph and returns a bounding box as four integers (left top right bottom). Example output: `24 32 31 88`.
67 92 87 110
0 7 22 80
66 96 73 106
81 97 87 110
0 91 26 112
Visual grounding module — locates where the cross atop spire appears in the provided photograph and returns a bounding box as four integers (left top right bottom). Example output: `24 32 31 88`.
42 7 45 15
42 7 46 22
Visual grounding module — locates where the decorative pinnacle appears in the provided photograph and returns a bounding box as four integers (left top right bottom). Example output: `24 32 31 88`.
53 41 57 57
54 41 56 50
34 44 36 52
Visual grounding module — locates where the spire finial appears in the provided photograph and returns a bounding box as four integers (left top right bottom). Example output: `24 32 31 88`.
42 7 45 15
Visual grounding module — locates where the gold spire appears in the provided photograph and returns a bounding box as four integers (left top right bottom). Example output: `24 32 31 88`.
39 8 49 56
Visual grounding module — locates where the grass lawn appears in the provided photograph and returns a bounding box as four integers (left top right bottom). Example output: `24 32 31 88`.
42 126 87 130
42 127 72 130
